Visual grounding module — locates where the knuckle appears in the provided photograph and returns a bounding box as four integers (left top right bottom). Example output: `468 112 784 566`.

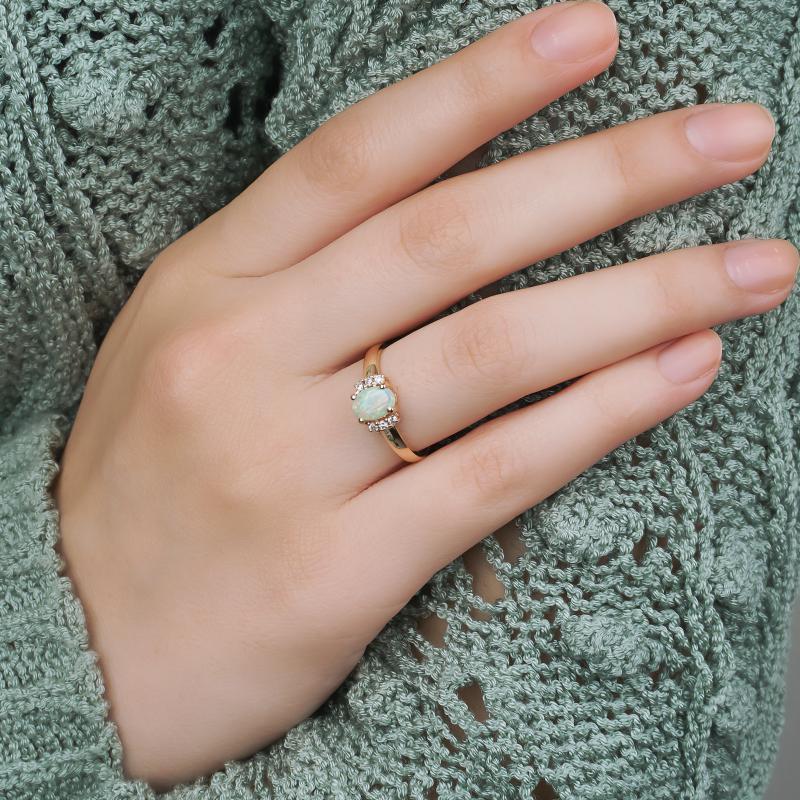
450 52 502 115
585 373 647 433
647 261 691 319
142 321 236 418
140 325 279 513
301 112 375 195
456 424 518 501
397 186 478 274
605 129 643 207
440 300 531 383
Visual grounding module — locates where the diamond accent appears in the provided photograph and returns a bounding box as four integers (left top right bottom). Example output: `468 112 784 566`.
352 373 385 396
366 414 400 432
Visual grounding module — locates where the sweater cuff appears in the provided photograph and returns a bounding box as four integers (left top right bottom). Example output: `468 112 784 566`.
0 412 144 799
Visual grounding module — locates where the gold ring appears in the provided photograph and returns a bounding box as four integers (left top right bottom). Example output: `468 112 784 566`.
351 343 423 463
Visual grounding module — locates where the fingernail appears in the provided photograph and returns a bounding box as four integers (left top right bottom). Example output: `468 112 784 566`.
530 1 616 62
657 332 721 384
724 240 800 293
684 103 775 161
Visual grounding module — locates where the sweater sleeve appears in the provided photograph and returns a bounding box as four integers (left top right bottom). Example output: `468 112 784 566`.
0 412 140 799
0 3 282 798
2 2 800 800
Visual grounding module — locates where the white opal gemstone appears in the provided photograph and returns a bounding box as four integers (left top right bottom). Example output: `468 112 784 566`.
352 386 396 422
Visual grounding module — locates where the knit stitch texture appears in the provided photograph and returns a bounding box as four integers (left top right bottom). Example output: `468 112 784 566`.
1 1 799 798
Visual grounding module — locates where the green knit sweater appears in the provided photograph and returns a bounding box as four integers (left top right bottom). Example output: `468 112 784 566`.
1 0 799 798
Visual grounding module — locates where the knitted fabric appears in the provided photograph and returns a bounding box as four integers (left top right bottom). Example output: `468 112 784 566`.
0 0 798 798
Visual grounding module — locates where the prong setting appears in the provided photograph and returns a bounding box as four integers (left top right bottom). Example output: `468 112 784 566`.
351 373 401 432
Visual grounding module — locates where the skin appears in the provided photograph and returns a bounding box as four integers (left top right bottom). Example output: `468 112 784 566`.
51 0 799 791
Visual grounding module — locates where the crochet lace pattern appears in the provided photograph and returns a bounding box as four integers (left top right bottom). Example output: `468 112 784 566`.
1 1 798 798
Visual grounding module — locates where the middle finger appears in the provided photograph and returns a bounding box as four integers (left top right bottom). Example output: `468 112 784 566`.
285 102 775 372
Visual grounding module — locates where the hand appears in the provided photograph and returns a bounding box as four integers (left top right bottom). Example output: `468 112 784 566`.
52 0 797 790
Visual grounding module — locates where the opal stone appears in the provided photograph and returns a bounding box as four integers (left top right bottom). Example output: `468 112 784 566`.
352 386 396 422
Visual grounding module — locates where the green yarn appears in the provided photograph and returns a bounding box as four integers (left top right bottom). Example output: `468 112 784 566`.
1 1 799 798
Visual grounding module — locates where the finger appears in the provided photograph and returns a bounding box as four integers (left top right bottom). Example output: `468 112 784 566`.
287 101 776 371
336 330 722 615
173 1 619 276
315 238 797 490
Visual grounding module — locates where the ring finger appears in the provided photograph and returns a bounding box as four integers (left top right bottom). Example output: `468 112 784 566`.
315 238 798 491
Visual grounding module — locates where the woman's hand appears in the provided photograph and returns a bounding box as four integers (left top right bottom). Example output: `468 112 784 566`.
52 0 797 790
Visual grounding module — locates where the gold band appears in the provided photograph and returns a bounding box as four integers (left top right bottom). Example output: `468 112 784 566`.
358 343 423 463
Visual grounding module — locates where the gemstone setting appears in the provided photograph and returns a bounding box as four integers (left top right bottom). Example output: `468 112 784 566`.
351 373 401 431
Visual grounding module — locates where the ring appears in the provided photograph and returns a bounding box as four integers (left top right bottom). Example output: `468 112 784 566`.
351 343 424 463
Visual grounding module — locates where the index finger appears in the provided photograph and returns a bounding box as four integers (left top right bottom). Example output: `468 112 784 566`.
182 0 618 277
